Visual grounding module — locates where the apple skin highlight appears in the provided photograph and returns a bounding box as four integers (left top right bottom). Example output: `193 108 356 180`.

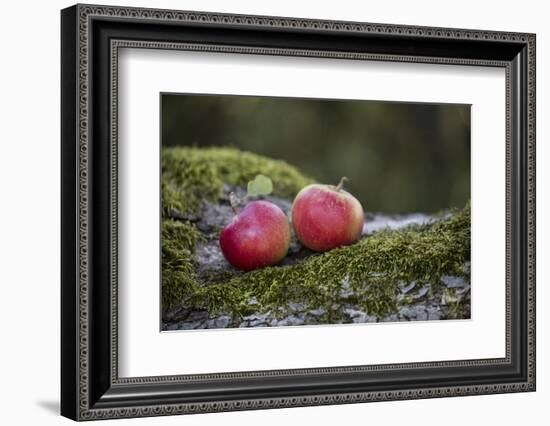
291 183 364 252
220 200 291 271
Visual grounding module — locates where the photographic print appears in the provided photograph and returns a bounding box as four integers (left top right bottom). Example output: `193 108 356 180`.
161 94 471 331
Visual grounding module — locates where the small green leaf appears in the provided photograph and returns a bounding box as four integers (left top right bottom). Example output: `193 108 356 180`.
247 174 273 197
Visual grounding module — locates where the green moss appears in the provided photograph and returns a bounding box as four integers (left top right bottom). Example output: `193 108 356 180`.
161 146 470 319
161 146 314 310
442 287 470 320
184 204 470 318
161 219 203 310
162 146 314 216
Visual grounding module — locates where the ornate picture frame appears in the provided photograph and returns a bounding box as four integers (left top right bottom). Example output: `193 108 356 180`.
61 4 535 421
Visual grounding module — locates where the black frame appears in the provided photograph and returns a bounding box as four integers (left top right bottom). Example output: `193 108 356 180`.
61 4 536 421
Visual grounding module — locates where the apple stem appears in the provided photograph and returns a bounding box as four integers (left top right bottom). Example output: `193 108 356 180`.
229 192 239 215
335 176 349 192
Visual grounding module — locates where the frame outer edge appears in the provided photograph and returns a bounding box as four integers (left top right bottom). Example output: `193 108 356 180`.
61 4 80 421
76 2 90 420
67 4 536 420
527 33 536 390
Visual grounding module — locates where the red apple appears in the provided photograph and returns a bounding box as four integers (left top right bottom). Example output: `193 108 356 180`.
220 200 290 271
291 177 364 252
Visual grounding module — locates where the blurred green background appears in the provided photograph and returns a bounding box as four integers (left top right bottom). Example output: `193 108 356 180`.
162 94 470 213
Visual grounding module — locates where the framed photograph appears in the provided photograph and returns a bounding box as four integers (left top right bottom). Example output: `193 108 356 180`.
61 4 536 421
